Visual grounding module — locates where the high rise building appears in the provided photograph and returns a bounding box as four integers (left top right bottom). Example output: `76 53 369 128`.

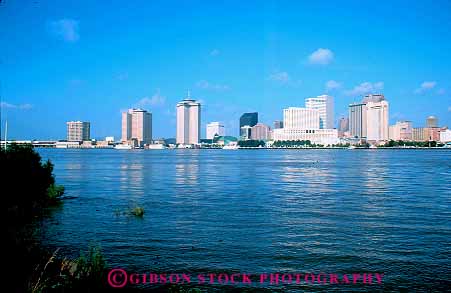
338 117 349 132
206 122 225 139
67 121 90 142
283 107 320 130
176 95 201 145
389 121 413 141
349 94 389 142
366 100 389 142
426 116 438 128
240 125 252 140
274 120 283 129
349 103 367 139
337 117 349 138
251 123 271 140
305 95 334 129
121 108 152 146
362 94 385 103
239 112 258 131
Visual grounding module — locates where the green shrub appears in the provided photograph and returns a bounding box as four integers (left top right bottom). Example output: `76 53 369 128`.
131 206 145 217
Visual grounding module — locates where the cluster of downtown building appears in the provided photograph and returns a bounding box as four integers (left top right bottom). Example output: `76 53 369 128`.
344 94 449 144
59 92 450 149
174 93 341 147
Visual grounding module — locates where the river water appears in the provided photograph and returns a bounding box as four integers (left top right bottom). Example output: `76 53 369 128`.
37 149 451 291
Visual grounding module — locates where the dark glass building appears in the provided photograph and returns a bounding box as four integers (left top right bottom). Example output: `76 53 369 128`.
239 112 258 131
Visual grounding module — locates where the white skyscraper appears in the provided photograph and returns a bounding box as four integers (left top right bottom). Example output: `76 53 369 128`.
206 122 225 139
121 108 152 146
305 95 334 129
176 94 201 145
366 100 389 142
283 107 320 130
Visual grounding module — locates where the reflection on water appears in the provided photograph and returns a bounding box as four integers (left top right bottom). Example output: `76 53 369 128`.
37 149 451 291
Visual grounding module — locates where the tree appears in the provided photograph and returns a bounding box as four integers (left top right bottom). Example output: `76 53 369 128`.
2 143 64 219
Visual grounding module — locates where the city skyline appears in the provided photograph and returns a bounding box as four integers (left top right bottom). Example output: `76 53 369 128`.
1 1 451 140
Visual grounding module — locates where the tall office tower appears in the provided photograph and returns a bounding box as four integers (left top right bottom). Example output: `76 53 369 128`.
305 95 334 129
176 95 201 144
338 117 349 132
239 112 258 132
389 121 413 141
67 121 90 142
274 120 283 129
283 107 320 130
349 103 367 139
251 123 271 140
426 116 438 128
366 100 389 142
362 94 385 103
121 108 152 146
206 122 225 139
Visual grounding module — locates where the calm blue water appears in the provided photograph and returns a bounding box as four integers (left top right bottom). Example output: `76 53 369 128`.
37 149 451 291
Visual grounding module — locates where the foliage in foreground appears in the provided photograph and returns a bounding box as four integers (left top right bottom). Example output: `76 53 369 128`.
2 143 67 292
30 245 107 293
2 143 64 219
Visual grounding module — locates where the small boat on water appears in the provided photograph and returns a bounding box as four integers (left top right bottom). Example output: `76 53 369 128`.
114 144 132 150
369 145 377 149
348 145 356 149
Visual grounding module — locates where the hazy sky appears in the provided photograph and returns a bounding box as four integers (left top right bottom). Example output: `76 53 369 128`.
1 0 450 140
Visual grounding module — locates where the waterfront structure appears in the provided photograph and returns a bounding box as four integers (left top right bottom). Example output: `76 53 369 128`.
239 112 258 132
273 106 337 145
67 121 90 142
274 120 283 129
176 96 201 145
121 108 152 146
283 107 320 130
105 136 115 142
251 123 271 140
305 95 334 129
426 116 438 128
348 103 367 139
212 136 238 146
440 129 451 142
366 100 389 142
389 121 413 141
273 128 339 145
206 122 225 139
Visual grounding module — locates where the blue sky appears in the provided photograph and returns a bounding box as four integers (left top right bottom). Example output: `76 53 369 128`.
1 0 450 140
